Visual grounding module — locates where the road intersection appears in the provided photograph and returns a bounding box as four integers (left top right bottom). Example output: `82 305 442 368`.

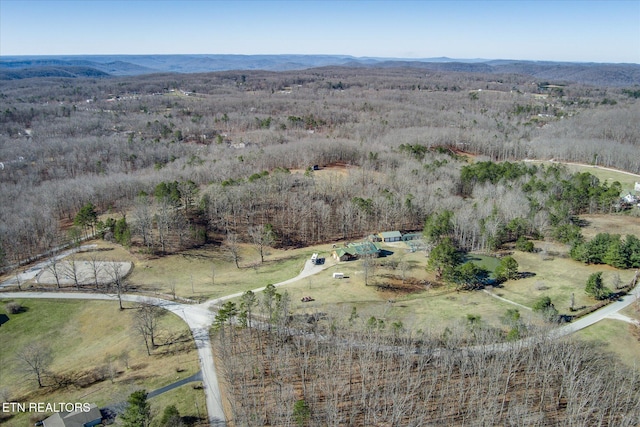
1 257 638 426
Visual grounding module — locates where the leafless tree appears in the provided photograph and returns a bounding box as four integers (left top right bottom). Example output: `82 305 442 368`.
133 300 164 356
103 354 117 383
45 255 64 288
63 257 81 289
15 342 52 388
87 252 103 290
225 232 242 268
132 195 154 251
362 254 377 287
119 350 130 369
155 197 172 253
106 262 127 310
249 224 275 263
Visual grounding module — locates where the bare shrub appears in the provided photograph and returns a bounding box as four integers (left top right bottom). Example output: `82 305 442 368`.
5 302 22 314
535 281 549 291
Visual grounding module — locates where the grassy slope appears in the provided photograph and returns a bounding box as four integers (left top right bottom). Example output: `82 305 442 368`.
2 164 639 426
127 243 332 301
0 299 201 427
574 319 640 367
495 249 637 311
148 384 207 427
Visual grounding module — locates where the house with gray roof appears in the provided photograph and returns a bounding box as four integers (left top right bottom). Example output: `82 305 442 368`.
42 404 102 427
379 231 402 242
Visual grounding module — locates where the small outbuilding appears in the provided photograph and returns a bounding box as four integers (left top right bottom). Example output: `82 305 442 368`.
333 272 344 279
379 231 402 242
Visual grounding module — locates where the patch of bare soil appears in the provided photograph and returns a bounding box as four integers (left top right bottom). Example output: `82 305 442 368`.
373 276 433 299
291 161 353 177
35 261 132 287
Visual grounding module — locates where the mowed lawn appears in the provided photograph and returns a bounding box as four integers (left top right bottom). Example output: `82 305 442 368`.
574 319 640 368
0 298 201 427
277 248 538 331
127 242 337 301
494 249 637 312
492 214 640 313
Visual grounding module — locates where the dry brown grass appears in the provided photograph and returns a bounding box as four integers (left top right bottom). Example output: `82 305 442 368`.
574 319 640 367
128 242 332 300
0 298 201 427
579 214 640 240
495 249 637 311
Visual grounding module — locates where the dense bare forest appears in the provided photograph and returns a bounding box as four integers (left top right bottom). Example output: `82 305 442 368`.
2 64 640 425
1 66 639 268
215 310 640 426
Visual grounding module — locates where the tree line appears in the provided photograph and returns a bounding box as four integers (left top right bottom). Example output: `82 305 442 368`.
1 66 638 267
212 295 640 426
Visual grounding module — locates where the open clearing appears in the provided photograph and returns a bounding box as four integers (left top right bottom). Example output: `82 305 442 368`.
2 161 640 425
36 261 132 287
127 242 338 301
574 319 640 367
495 249 637 311
0 299 202 427
51 211 638 343
579 213 640 240
528 160 640 194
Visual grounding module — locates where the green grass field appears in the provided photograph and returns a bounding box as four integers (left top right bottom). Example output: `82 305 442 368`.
464 254 501 278
574 319 640 367
127 242 335 301
493 249 637 312
0 299 202 427
147 383 207 427
528 160 640 195
564 164 639 195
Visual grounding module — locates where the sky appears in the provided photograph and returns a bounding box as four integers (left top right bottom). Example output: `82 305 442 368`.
1 0 639 63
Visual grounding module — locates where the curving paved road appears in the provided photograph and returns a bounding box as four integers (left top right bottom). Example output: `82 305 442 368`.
0 258 331 426
2 257 638 425
0 244 98 289
0 291 226 425
148 371 202 398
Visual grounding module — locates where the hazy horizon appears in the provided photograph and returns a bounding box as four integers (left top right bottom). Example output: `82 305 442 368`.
1 0 638 64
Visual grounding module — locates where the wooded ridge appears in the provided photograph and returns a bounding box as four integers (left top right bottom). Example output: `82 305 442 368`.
2 54 639 86
1 64 639 270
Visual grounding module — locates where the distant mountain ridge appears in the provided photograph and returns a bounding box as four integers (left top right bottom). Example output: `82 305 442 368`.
1 54 639 86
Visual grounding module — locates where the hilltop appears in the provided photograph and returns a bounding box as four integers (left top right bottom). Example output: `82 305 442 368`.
1 54 639 86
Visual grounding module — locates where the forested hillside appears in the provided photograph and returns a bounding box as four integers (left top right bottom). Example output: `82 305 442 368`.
1 66 639 267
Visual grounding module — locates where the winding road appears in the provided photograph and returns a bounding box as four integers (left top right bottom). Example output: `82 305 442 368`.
0 258 329 426
1 255 638 426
